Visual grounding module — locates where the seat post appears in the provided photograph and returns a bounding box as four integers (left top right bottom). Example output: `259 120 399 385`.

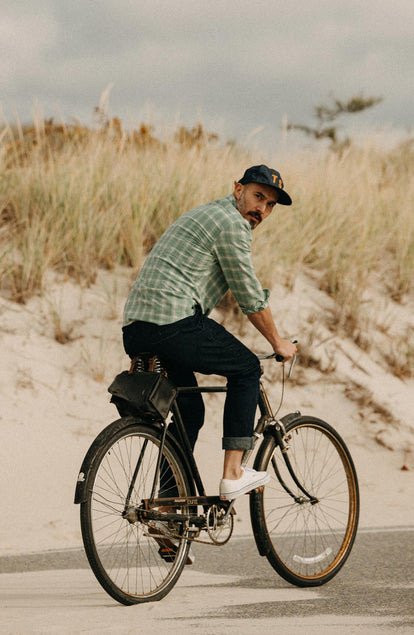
171 401 206 498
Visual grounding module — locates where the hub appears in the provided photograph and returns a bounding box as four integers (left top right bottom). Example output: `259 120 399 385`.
123 506 139 523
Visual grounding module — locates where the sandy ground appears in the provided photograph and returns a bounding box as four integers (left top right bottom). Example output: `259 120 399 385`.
0 267 413 558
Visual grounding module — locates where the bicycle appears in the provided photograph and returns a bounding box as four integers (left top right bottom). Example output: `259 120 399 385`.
74 351 359 605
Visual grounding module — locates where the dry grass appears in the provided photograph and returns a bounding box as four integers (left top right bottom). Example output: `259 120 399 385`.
344 380 394 426
0 113 250 302
257 142 414 302
0 111 413 375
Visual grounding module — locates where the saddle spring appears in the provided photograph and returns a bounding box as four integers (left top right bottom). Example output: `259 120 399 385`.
129 354 166 375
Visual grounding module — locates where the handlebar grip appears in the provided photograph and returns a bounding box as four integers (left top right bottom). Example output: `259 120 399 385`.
274 340 298 363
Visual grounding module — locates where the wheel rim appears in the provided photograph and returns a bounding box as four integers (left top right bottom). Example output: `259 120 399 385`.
263 422 358 580
87 430 189 599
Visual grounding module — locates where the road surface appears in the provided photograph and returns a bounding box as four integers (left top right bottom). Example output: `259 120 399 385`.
1 527 413 634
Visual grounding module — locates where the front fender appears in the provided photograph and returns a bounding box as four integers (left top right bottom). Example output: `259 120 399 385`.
263 411 302 441
251 410 302 557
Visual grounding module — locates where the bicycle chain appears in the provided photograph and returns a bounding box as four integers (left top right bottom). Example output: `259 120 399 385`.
144 522 228 546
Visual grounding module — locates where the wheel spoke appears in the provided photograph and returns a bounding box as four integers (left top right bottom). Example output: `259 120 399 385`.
81 422 191 604
251 417 359 585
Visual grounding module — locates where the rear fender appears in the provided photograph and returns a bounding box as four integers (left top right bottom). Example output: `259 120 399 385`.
74 416 196 504
74 416 138 504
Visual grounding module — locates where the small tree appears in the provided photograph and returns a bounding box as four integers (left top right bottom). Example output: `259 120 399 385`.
289 93 383 150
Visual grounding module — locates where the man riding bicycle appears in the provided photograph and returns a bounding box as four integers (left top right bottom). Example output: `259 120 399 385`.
122 164 297 501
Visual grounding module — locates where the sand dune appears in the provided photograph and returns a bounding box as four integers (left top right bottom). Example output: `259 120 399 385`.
1 268 413 556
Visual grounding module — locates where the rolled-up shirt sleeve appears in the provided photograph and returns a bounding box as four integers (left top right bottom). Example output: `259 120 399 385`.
213 218 269 315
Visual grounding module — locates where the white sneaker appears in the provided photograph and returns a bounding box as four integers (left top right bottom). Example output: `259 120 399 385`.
219 467 270 501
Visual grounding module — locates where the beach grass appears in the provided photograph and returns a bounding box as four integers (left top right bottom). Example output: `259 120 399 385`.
0 112 413 372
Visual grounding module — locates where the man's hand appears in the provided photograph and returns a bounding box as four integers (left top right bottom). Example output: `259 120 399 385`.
247 306 297 361
273 337 297 362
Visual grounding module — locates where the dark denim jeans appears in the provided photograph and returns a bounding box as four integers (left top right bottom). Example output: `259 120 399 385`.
122 308 261 451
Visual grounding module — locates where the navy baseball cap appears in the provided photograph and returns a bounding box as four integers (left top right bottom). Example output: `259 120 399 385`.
238 164 292 206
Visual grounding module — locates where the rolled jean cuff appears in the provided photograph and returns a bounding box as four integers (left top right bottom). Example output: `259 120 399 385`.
222 436 255 450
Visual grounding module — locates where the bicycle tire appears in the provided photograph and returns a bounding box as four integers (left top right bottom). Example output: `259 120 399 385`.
250 415 359 587
80 418 192 604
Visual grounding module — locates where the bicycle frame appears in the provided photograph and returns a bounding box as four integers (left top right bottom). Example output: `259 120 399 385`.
76 350 359 603
138 370 316 522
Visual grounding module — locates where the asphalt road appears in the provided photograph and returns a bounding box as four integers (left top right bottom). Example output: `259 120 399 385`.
1 527 413 634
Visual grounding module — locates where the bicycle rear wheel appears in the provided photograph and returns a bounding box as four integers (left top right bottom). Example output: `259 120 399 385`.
80 419 192 604
250 415 359 586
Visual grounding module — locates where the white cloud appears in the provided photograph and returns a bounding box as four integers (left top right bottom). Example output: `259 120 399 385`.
0 9 58 89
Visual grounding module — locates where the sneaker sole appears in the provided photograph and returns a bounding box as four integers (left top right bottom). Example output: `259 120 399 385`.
219 473 271 501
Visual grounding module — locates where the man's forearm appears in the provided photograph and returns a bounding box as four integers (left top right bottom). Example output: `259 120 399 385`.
248 306 297 360
247 306 282 349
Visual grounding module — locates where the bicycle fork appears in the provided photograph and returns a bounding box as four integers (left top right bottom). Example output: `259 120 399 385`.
257 409 319 506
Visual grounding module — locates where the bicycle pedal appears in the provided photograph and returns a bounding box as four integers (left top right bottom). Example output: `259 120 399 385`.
158 543 194 566
158 545 176 563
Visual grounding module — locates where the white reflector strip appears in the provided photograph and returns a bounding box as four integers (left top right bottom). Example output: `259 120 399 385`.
293 547 333 564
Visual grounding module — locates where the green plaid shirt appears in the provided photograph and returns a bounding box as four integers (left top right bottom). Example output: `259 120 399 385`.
123 194 269 326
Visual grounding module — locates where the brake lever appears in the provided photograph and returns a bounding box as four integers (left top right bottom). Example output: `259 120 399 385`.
288 354 297 378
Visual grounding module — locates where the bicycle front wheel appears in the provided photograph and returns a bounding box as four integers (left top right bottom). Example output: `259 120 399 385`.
250 415 359 586
80 419 192 604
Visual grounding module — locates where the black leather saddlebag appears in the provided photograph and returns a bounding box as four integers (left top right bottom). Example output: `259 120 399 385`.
108 371 177 419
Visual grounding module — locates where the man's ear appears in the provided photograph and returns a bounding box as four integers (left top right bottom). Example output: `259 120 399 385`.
233 181 244 200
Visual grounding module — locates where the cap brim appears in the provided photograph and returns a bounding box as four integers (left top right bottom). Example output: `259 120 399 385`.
276 188 292 206
238 176 292 205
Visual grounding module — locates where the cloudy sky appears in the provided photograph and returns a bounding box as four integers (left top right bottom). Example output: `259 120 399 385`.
1 0 413 149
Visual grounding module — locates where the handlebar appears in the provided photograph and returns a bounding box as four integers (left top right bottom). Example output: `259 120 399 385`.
256 340 298 363
257 340 298 379
256 352 280 360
